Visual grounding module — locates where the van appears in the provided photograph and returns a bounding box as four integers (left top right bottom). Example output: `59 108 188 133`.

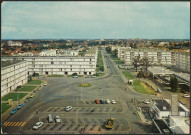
48 114 53 123
157 88 162 93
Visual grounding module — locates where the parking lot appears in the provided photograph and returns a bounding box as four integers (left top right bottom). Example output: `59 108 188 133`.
23 117 130 133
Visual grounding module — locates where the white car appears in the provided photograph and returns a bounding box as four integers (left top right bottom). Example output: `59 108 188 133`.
111 100 116 104
33 122 44 130
143 99 150 104
106 99 111 104
55 116 61 123
183 94 190 98
66 106 73 112
44 83 47 86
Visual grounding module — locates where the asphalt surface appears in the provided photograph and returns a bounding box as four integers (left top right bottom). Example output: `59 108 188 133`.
2 49 158 134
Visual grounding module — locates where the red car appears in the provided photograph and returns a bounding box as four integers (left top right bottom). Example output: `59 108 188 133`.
95 99 100 104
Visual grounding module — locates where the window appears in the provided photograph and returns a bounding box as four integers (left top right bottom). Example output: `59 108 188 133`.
71 69 72 71
90 58 91 61
51 62 54 64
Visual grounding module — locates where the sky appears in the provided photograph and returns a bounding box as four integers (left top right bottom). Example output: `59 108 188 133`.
1 1 190 39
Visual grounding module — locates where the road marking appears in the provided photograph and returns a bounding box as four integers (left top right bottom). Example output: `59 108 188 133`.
3 122 7 126
14 122 20 126
18 122 23 126
21 122 26 127
11 122 17 126
7 122 13 126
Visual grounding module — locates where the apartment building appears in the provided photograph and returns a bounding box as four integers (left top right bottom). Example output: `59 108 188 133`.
118 48 176 66
175 52 190 73
39 49 57 56
2 47 98 76
1 60 28 97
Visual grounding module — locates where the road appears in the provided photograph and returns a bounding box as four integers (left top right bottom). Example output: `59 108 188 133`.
2 49 156 134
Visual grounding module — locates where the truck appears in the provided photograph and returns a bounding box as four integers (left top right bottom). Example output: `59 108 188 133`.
105 118 115 129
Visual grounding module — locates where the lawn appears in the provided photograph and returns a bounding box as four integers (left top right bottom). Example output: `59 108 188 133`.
16 86 37 92
96 73 105 77
48 75 64 77
26 80 42 85
110 54 118 60
1 103 12 114
2 93 28 101
114 60 124 65
96 51 104 72
133 80 155 95
122 71 134 79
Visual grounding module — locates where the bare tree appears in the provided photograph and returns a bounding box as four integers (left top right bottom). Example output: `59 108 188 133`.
140 57 151 78
132 54 141 72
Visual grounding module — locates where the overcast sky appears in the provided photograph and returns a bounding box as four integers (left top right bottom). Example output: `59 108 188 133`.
1 1 190 39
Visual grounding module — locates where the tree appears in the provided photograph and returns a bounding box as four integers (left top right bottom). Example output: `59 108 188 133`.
106 47 111 53
132 54 141 72
112 49 118 57
140 57 150 78
170 76 179 92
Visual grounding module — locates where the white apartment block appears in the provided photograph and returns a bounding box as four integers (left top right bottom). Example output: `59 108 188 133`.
1 60 28 97
175 52 190 73
39 49 57 56
2 47 98 76
118 48 175 66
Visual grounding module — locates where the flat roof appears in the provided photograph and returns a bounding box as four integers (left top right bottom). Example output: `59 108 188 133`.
173 72 190 82
1 60 24 68
155 100 184 112
148 67 173 75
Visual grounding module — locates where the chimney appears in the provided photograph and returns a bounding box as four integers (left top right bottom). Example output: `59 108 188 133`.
163 106 166 110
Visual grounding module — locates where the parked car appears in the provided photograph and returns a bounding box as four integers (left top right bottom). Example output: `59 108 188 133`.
183 94 190 98
85 75 90 78
48 114 53 123
30 93 35 98
143 99 150 104
44 83 47 86
25 98 30 103
95 99 100 104
91 75 96 78
100 100 105 104
106 99 111 104
65 106 73 112
17 104 24 110
111 100 116 104
10 108 17 115
55 116 61 123
33 122 44 130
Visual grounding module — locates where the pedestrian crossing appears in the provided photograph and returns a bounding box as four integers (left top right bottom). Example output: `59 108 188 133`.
3 121 26 127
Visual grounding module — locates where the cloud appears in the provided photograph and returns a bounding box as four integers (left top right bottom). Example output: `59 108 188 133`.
1 1 190 39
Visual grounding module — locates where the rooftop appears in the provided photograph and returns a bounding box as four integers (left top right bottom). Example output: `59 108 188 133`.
1 60 24 68
148 66 173 75
154 100 184 112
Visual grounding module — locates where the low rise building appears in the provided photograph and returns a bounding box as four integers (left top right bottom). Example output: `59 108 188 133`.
39 49 57 56
150 99 189 119
1 60 28 97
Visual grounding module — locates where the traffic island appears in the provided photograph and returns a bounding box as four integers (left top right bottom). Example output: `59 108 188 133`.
78 83 92 87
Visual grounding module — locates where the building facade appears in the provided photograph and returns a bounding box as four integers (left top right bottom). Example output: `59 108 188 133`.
2 47 98 76
1 60 28 97
175 52 190 73
118 48 176 66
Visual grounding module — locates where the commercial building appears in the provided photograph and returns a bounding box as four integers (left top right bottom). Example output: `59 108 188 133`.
1 60 28 97
1 47 98 76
